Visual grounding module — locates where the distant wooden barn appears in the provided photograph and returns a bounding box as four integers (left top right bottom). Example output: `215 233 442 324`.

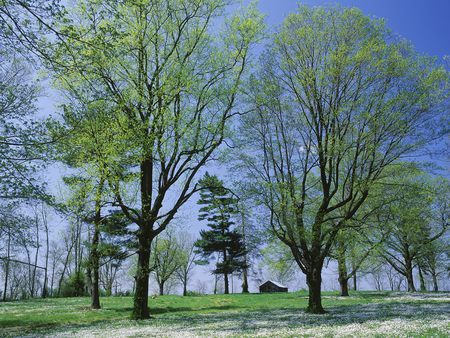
259 280 288 293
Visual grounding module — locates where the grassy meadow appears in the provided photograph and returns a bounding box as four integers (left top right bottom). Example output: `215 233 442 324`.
0 291 449 337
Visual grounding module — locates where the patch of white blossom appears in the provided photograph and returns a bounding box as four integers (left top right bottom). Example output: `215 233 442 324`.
16 294 450 337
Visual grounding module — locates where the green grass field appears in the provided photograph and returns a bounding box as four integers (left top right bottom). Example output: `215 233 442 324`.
0 291 449 337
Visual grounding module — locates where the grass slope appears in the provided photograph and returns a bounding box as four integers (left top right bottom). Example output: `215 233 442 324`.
0 291 449 337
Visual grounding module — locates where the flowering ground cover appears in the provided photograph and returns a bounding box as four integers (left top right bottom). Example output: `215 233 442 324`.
0 291 448 337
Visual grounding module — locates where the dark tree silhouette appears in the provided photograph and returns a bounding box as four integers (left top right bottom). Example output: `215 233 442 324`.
195 173 248 294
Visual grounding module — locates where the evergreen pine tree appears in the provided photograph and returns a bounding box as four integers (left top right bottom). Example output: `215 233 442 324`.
195 173 248 294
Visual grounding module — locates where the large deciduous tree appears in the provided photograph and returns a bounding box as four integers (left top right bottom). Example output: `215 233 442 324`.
380 173 449 292
175 231 199 296
149 230 182 296
0 53 46 200
43 0 262 318
51 101 124 309
235 6 448 313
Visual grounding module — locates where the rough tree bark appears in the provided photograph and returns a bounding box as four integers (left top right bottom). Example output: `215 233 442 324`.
90 178 105 309
242 268 249 294
132 224 152 319
306 262 325 314
337 256 349 297
405 259 416 292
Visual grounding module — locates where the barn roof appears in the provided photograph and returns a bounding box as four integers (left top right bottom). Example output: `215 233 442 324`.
261 280 287 288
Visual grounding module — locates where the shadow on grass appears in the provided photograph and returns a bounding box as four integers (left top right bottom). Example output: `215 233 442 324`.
108 304 242 315
149 299 450 335
352 291 392 299
1 295 449 337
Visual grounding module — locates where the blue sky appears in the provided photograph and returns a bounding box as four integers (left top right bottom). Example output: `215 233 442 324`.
36 0 449 293
257 0 450 58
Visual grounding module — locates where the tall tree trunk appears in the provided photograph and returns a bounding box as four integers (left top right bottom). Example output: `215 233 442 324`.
242 268 249 293
25 244 32 298
31 216 40 298
42 210 49 298
240 214 249 294
431 273 439 292
74 221 79 276
57 239 74 296
2 229 11 301
339 277 349 297
159 281 164 296
223 247 229 294
213 274 218 295
418 265 426 292
132 155 154 320
405 260 415 292
105 265 113 297
86 225 92 296
224 272 229 294
86 265 92 296
91 259 100 308
306 263 325 314
90 223 100 309
50 257 56 297
337 247 349 297
182 274 188 296
351 256 357 291
132 226 152 319
90 178 104 310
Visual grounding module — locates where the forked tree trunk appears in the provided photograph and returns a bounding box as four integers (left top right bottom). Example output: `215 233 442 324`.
306 264 325 314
